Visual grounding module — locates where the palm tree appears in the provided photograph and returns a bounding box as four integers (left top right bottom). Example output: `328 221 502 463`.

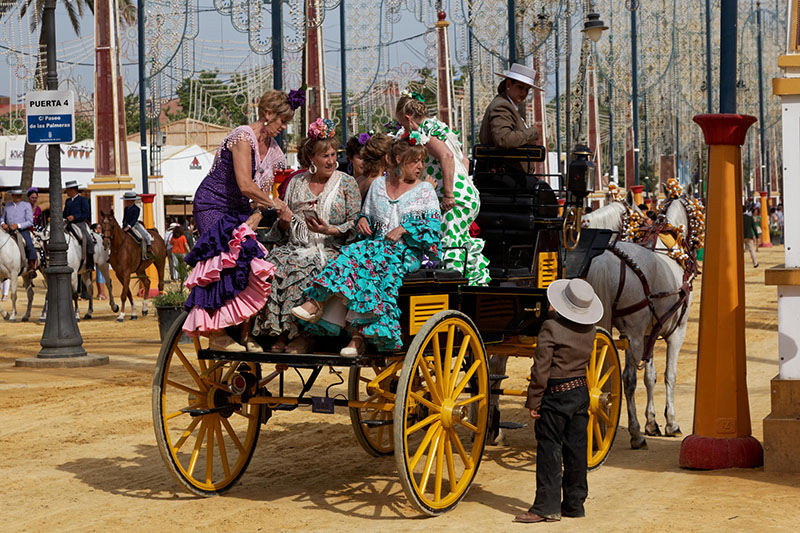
0 0 94 190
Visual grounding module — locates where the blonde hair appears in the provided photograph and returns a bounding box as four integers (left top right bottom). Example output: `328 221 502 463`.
360 133 393 177
389 139 427 177
297 137 340 168
395 95 428 121
258 91 294 122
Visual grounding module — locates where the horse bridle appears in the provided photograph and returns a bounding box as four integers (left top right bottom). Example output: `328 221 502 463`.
101 216 114 250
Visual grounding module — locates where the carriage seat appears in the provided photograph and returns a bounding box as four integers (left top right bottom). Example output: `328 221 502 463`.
403 267 466 284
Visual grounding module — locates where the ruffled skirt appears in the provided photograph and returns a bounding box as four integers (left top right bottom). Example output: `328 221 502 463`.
182 213 275 337
305 238 416 351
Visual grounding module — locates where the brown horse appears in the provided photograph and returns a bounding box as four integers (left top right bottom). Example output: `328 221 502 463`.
100 210 167 322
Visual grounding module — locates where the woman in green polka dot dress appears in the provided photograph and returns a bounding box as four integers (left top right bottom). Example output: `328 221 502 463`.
395 94 491 285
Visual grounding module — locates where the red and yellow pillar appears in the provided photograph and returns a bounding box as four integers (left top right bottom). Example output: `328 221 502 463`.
679 114 763 469
630 184 644 206
140 193 160 297
758 191 773 247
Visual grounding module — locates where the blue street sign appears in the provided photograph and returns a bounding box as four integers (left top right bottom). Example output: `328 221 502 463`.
25 90 75 144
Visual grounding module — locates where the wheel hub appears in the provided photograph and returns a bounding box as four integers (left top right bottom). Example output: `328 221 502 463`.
441 398 468 429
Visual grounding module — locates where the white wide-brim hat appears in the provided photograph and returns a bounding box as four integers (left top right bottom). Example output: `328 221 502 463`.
495 63 541 89
547 278 604 325
121 192 139 200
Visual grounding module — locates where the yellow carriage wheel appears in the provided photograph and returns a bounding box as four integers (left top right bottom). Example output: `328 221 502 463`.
587 328 622 470
152 312 262 496
348 360 402 456
394 311 489 516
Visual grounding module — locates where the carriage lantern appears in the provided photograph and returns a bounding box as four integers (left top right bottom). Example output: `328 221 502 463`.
567 145 596 200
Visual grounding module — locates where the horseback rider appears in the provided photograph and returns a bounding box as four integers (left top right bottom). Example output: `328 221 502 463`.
63 180 93 270
0 188 37 278
121 191 153 261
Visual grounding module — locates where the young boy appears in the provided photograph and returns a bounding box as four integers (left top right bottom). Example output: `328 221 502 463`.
514 278 603 523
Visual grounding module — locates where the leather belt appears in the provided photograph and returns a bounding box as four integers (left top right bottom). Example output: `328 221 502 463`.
545 376 587 394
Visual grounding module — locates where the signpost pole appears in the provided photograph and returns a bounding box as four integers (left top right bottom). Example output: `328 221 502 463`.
34 0 90 361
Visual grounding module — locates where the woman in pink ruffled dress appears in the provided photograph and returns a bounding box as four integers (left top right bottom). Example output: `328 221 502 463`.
182 90 303 350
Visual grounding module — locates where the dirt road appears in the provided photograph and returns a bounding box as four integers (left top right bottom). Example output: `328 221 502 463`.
1 246 798 532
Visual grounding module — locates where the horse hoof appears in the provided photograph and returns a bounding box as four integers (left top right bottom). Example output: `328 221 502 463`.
644 423 662 437
8 318 16 323
130 315 138 320
142 309 148 316
112 305 119 313
664 425 682 437
83 314 92 320
20 317 29 323
630 437 648 450
116 317 124 323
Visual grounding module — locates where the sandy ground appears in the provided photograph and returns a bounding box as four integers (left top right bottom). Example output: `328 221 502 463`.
1 246 798 532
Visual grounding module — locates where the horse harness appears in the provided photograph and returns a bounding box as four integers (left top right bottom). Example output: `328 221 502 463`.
609 198 698 362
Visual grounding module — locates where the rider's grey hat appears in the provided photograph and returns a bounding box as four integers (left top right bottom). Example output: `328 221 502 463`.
547 279 603 325
8 188 24 195
64 180 80 189
121 191 139 200
495 63 541 90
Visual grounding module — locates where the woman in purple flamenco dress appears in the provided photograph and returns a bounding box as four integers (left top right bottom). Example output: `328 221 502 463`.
182 90 301 349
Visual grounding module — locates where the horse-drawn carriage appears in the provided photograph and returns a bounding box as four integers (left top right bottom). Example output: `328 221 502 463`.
152 145 623 515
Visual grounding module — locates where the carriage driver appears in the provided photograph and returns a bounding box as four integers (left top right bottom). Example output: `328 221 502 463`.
121 191 153 261
514 278 603 524
1 188 37 278
479 63 540 174
63 180 93 270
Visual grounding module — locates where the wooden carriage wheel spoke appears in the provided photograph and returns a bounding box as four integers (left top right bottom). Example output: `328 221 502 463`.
593 419 604 448
449 335 471 394
409 390 442 412
431 334 445 395
174 347 207 391
188 419 208 477
166 379 202 396
409 421 442 471
192 337 203 353
419 426 443 493
214 418 231 478
406 413 441 436
595 345 608 381
456 419 479 433
444 431 457 493
597 367 615 389
597 408 612 426
172 416 202 453
219 416 245 455
417 357 443 404
451 359 482 399
448 427 472 469
434 428 446 502
455 393 486 406
205 420 215 484
443 325 455 393
589 339 598 379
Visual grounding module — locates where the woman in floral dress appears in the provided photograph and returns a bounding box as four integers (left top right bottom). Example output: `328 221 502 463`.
253 118 361 353
292 133 441 355
395 94 490 286
183 90 298 349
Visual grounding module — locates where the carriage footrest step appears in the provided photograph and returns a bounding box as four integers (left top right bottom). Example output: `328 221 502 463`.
182 405 235 417
499 421 527 430
489 374 509 381
361 419 393 427
273 404 298 411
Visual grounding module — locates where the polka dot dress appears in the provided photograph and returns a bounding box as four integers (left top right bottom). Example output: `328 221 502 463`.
419 118 491 286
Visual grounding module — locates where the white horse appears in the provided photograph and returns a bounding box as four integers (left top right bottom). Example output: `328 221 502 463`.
0 230 34 322
36 227 117 322
585 197 696 449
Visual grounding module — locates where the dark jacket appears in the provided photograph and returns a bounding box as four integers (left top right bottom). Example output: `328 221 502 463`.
743 213 759 239
479 92 539 173
63 194 90 223
123 204 140 230
525 313 596 411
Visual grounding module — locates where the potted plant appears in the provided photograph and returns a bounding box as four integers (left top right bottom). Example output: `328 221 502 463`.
154 256 190 343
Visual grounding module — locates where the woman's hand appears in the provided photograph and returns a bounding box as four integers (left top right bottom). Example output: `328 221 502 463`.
245 212 262 231
529 409 541 420
441 195 456 212
277 204 293 225
306 216 335 236
356 217 372 236
385 226 407 243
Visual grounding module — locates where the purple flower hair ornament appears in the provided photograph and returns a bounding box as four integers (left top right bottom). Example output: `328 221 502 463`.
357 133 371 146
287 88 306 111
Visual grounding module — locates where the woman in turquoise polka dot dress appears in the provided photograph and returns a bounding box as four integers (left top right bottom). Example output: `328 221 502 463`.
395 94 491 285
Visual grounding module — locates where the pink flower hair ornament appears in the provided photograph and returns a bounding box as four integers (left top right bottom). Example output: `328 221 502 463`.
308 117 336 140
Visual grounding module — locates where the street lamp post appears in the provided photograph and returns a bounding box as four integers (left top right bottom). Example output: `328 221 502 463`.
36 0 87 360
756 1 769 199
629 1 640 186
